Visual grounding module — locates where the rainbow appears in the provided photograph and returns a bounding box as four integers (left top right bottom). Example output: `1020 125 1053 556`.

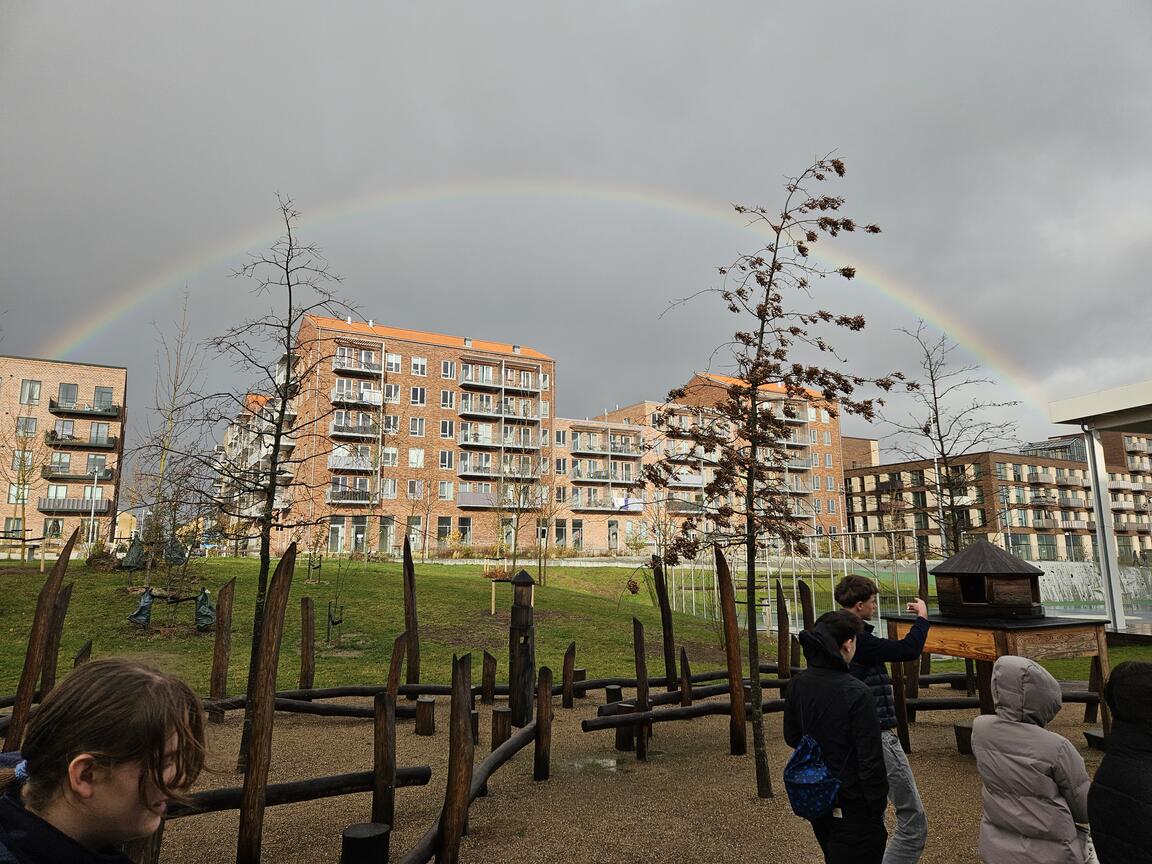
43 179 1049 413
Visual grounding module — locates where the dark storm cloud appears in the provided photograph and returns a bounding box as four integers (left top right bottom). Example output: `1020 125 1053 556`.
2 1 1151 448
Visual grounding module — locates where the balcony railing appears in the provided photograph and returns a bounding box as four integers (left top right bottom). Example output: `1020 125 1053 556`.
330 388 382 406
1114 521 1140 533
459 370 499 389
1027 471 1055 484
785 459 811 470
501 436 540 450
330 422 379 438
458 433 499 447
667 473 704 487
49 398 121 418
570 496 645 512
500 404 539 421
501 374 540 393
44 432 118 450
1032 518 1058 530
326 489 373 504
332 356 382 375
327 454 374 471
1108 480 1135 491
459 398 500 417
1058 497 1088 509
1127 458 1150 472
1060 520 1094 530
1112 500 1136 511
456 491 540 509
457 463 495 477
40 466 115 482
37 497 111 514
1125 437 1148 453
1030 495 1059 507
571 468 613 483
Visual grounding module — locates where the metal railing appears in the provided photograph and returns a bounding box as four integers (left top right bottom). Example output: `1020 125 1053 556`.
37 497 111 513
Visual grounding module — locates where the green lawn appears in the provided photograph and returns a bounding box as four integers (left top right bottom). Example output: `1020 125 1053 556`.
0 557 728 695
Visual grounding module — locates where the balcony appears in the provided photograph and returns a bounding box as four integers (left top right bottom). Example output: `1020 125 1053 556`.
457 462 496 479
1108 480 1135 492
456 491 538 509
500 403 539 423
1058 497 1088 509
49 398 121 419
1032 518 1058 530
330 422 379 439
44 432 118 450
1027 471 1055 485
665 499 706 514
501 466 542 480
1054 474 1089 487
332 356 382 376
667 473 704 488
1114 521 1139 533
330 387 382 407
459 397 501 419
1128 458 1150 473
1137 522 1152 534
40 466 115 483
1060 520 1094 531
1030 495 1059 508
37 497 112 514
501 436 540 451
1113 500 1136 511
459 370 500 390
325 488 373 505
501 373 540 394
327 454 374 472
784 436 810 449
875 479 903 493
458 433 499 449
785 459 811 471
1125 437 1148 453
610 441 643 458
571 468 613 484
571 496 645 512
569 438 610 456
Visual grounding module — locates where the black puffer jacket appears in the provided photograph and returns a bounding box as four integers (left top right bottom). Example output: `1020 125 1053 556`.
850 618 929 730
1088 719 1152 863
783 621 889 814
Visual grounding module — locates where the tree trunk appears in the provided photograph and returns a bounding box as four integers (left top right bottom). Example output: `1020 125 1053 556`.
744 457 772 797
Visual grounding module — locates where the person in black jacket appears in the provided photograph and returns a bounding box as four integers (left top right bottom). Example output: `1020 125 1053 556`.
1088 660 1152 863
785 610 889 864
836 574 930 864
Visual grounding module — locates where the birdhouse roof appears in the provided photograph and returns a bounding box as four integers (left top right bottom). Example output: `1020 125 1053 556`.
511 569 536 586
930 539 1043 577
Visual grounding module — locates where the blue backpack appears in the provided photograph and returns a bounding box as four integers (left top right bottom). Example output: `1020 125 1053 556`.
784 734 841 820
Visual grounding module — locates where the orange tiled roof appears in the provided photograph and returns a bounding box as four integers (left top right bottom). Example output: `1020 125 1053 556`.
306 316 552 361
244 393 271 411
693 372 824 400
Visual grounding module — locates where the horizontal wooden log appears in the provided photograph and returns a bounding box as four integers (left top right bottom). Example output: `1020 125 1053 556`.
201 696 416 719
596 678 793 717
582 698 785 732
167 767 432 818
917 672 968 686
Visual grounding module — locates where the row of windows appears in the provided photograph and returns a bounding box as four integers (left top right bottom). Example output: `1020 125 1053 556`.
17 380 117 407
334 348 552 388
12 417 114 442
1 517 86 540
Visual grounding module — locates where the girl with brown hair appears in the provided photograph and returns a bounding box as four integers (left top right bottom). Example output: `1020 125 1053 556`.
0 658 206 862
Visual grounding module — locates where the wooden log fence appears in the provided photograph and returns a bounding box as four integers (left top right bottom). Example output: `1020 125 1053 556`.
582 697 787 733
481 650 496 705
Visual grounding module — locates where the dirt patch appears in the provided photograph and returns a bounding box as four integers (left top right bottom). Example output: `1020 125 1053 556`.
159 685 1105 863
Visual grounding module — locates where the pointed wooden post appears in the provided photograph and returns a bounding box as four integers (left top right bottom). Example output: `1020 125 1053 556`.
918 548 932 675
4 529 76 751
508 570 536 727
236 545 297 864
775 580 791 679
678 648 692 707
39 581 74 694
298 597 315 695
434 654 474 864
797 579 816 631
481 650 497 705
651 556 678 691
372 692 397 829
561 642 577 708
72 639 92 668
714 546 747 756
632 618 649 761
402 537 421 692
386 631 408 699
208 577 236 724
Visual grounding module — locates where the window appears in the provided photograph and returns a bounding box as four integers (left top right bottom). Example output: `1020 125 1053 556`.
555 429 566 445
442 360 456 379
812 475 822 491
541 402 550 418
809 429 818 443
385 353 402 373
409 417 425 437
58 383 78 407
82 485 103 500
10 451 31 472
410 387 426 406
411 357 427 376
457 517 472 544
825 453 833 468
383 414 399 434
50 453 70 471
438 481 454 501
380 478 397 499
383 383 401 404
86 454 107 475
15 417 36 437
555 487 567 502
46 484 67 499
380 447 398 467
54 420 74 439
19 380 41 406
407 479 424 499
408 448 425 468
440 419 455 439
821 409 830 424
43 518 63 539
93 386 114 409
813 499 822 514
3 518 22 539
541 373 550 391
556 457 567 474
828 499 837 514
440 390 455 409
827 474 836 491
554 519 566 546
807 406 817 421
823 430 831 445
7 483 28 504
439 450 454 469
90 423 110 444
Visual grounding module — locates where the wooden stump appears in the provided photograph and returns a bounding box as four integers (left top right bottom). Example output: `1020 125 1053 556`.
775 580 791 680
402 537 421 694
341 823 390 864
386 631 407 700
561 642 576 709
604 686 633 752
415 696 436 736
491 705 511 751
573 668 586 683
435 655 473 864
797 579 816 631
790 635 802 672
604 684 624 704
651 556 678 691
614 703 636 752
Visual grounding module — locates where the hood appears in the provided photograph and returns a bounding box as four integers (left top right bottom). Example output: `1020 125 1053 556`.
990 655 1062 726
798 621 850 671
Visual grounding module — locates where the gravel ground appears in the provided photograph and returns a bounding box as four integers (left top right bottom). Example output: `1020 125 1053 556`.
162 686 1104 864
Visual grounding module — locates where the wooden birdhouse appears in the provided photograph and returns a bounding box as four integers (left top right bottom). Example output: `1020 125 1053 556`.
930 539 1045 619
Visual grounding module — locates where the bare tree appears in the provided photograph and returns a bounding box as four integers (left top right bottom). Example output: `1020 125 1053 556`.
885 321 1018 556
533 463 567 586
494 449 552 575
641 156 903 798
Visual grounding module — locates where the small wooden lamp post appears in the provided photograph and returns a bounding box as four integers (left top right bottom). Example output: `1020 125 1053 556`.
508 569 536 727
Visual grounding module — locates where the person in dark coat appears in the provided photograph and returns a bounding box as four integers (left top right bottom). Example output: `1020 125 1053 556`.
1088 660 1152 863
785 610 889 864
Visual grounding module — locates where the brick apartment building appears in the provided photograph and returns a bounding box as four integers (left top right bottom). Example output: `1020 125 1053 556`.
215 316 848 557
844 431 1152 563
0 355 127 553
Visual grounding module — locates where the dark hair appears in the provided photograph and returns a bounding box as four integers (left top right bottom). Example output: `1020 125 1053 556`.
816 610 864 646
0 658 205 810
1104 660 1152 726
835 574 877 608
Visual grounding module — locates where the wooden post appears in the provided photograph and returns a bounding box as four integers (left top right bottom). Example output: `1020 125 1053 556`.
372 693 396 829
714 546 747 756
236 544 297 864
508 570 536 727
481 650 496 705
790 635 802 672
39 581 74 694
775 580 790 680
1093 624 1112 737
298 597 315 696
917 549 932 675
491 705 512 751
470 709 480 745
72 638 92 668
561 641 576 708
341 823 390 864
891 646 912 755
402 536 421 692
975 660 995 716
678 648 692 707
386 631 407 700
208 577 236 724
797 579 816 631
4 528 76 751
651 555 678 691
434 654 474 864
534 666 553 781
632 618 649 761
1085 657 1101 723
415 696 436 736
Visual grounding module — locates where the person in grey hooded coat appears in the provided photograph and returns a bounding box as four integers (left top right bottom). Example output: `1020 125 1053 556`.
971 656 1090 864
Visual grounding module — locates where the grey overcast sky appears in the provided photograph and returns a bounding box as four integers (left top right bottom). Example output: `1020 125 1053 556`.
3 2 1151 449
